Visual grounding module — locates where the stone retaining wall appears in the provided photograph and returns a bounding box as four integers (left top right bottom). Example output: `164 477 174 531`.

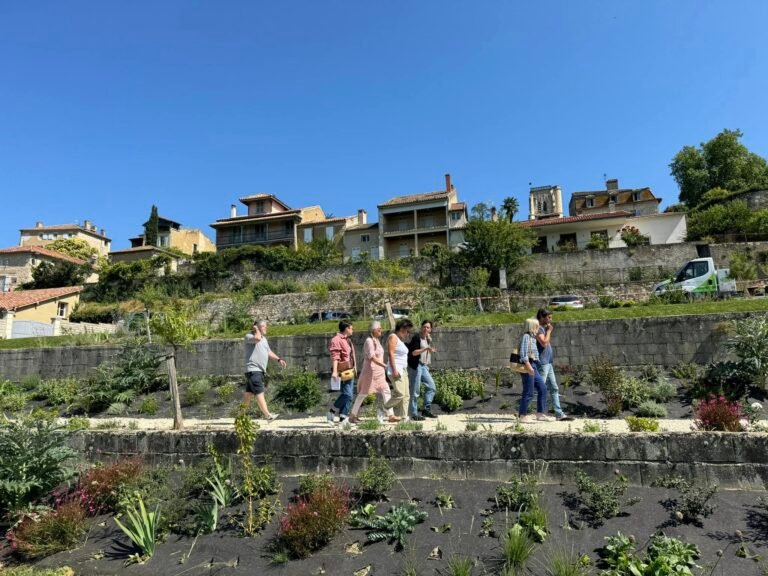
71 429 768 488
0 311 758 381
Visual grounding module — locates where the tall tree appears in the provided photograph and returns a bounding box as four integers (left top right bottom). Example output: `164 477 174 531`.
501 197 519 222
464 219 537 276
144 205 160 246
28 261 89 289
470 202 491 221
670 129 768 206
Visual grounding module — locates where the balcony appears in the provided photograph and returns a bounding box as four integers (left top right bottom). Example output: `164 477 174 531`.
217 231 295 249
382 222 448 237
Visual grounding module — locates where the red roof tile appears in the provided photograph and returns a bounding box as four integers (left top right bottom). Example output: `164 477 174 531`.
0 246 86 265
0 286 82 311
518 211 633 228
449 202 466 211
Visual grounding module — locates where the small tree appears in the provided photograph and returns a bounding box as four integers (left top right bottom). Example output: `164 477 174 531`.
47 238 98 261
620 226 650 248
27 261 90 289
144 205 160 247
150 307 205 429
726 317 768 390
470 202 491 222
464 219 537 289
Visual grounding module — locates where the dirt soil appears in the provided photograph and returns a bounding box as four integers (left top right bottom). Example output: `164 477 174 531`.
13 477 768 576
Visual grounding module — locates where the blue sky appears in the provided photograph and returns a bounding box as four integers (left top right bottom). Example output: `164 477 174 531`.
2 1 767 249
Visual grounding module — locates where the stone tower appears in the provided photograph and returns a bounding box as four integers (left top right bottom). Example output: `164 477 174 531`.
528 185 564 220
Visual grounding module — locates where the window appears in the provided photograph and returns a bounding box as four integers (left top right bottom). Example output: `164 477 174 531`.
422 215 434 228
591 230 608 239
360 234 370 243
255 200 265 214
159 235 169 247
232 227 243 244
398 243 409 257
193 244 198 254
398 219 409 231
284 221 293 236
303 228 313 243
325 226 334 241
450 212 461 222
542 201 548 213
586 198 594 208
57 302 68 318
676 261 710 283
632 192 640 202
255 224 266 239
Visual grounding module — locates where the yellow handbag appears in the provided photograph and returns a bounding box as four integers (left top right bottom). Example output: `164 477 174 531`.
340 368 356 381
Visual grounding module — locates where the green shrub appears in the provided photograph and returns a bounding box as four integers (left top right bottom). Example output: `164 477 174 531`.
692 360 754 400
395 420 423 431
252 279 300 299
20 375 42 391
66 417 90 431
588 356 624 415
650 378 677 403
0 416 77 515
298 473 336 498
500 524 535 574
216 382 237 404
671 362 699 381
437 389 463 412
358 418 382 430
38 377 80 407
182 378 211 407
252 463 281 499
519 495 548 542
1 568 77 576
635 400 668 418
625 416 660 432
725 316 768 390
574 470 639 526
0 380 27 412
139 396 159 415
638 364 662 383
434 369 484 401
357 452 395 499
273 369 322 412
495 474 540 511
618 376 651 409
359 502 427 550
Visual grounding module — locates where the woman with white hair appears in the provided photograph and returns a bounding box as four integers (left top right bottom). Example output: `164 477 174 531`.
517 317 554 423
348 321 400 423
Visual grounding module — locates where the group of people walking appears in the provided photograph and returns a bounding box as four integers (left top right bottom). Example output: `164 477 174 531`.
241 308 572 424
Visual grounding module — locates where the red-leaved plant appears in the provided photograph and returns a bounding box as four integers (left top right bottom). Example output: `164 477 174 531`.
6 501 88 559
278 482 350 559
63 457 146 515
694 395 744 432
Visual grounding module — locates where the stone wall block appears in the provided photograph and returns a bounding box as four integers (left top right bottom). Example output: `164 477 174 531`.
604 435 669 461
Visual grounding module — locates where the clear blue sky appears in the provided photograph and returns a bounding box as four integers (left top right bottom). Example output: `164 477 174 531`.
2 1 767 249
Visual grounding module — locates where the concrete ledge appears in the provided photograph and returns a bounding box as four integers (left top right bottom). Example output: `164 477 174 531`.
72 429 768 489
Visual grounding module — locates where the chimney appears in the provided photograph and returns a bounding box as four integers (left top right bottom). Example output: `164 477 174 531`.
491 206 498 222
445 173 452 193
35 221 43 228
606 178 619 191
83 219 92 230
230 204 237 218
357 209 367 225
100 228 106 237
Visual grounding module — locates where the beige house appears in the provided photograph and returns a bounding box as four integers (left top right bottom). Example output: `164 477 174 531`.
569 179 661 217
520 211 687 253
0 286 82 339
376 174 468 259
211 194 364 251
19 221 111 257
0 246 89 291
129 216 216 255
343 222 380 262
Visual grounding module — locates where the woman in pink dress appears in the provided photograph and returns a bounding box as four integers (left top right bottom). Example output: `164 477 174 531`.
348 321 401 423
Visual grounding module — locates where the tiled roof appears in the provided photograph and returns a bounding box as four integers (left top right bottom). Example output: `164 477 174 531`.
518 211 633 228
298 216 351 226
0 246 86 265
379 191 449 207
449 202 466 211
210 211 302 227
0 286 82 311
238 194 292 210
346 223 379 231
109 246 180 256
19 224 111 240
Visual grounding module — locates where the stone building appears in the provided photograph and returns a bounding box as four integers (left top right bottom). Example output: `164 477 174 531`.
19 221 111 257
129 215 216 255
0 246 88 291
528 185 564 220
569 178 661 217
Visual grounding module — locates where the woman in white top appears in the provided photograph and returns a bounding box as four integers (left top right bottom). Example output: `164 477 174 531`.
383 318 414 419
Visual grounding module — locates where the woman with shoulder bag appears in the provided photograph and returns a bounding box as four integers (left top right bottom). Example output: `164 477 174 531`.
348 321 400 424
516 318 554 423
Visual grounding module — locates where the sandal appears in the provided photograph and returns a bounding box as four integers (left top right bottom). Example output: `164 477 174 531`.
387 415 402 423
348 415 361 424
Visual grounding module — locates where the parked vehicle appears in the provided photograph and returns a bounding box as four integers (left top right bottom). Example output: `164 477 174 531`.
652 257 736 297
308 310 354 323
548 295 584 309
373 308 411 321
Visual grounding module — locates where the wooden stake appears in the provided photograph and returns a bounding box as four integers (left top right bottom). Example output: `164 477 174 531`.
167 353 184 430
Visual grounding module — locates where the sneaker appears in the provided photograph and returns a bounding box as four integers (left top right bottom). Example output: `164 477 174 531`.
518 415 536 423
266 413 280 421
421 409 437 419
410 414 426 421
536 413 555 422
326 410 336 424
557 414 575 421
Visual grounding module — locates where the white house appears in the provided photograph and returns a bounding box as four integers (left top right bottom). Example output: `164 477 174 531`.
519 212 687 254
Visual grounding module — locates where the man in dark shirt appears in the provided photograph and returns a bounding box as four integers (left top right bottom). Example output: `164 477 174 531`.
407 320 437 420
535 308 573 421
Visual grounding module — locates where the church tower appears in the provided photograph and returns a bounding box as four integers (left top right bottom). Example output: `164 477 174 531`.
528 185 564 220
